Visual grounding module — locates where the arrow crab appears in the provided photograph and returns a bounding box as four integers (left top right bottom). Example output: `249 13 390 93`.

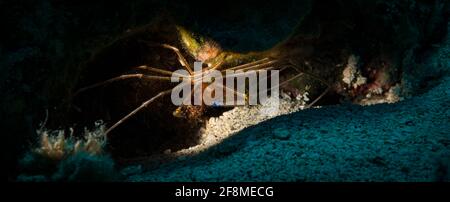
72 22 330 157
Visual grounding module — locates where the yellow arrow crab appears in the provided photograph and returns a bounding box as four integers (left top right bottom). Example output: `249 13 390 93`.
72 20 330 156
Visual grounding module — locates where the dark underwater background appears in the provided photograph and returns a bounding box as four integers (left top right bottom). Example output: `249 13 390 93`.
3 0 449 181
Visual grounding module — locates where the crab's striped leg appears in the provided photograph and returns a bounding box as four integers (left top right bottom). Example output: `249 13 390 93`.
105 88 175 136
227 58 271 71
141 41 194 75
73 74 172 97
134 65 188 78
160 44 194 75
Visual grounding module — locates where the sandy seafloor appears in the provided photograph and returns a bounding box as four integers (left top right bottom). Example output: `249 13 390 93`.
126 29 450 182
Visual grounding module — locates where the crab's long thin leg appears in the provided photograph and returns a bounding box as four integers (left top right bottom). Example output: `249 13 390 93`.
280 63 331 108
220 66 286 103
221 60 278 75
141 41 194 75
204 59 279 104
222 65 281 80
305 86 330 108
227 58 271 71
191 61 234 82
285 58 331 87
209 59 278 95
264 70 329 109
286 64 330 87
105 89 173 136
284 63 331 108
160 44 194 75
246 62 330 108
134 65 187 78
212 83 248 102
246 66 304 95
229 60 278 72
136 65 195 83
73 74 172 97
279 72 305 87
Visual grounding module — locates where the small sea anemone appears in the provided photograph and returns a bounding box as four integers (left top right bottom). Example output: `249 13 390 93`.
34 121 106 161
17 121 118 181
